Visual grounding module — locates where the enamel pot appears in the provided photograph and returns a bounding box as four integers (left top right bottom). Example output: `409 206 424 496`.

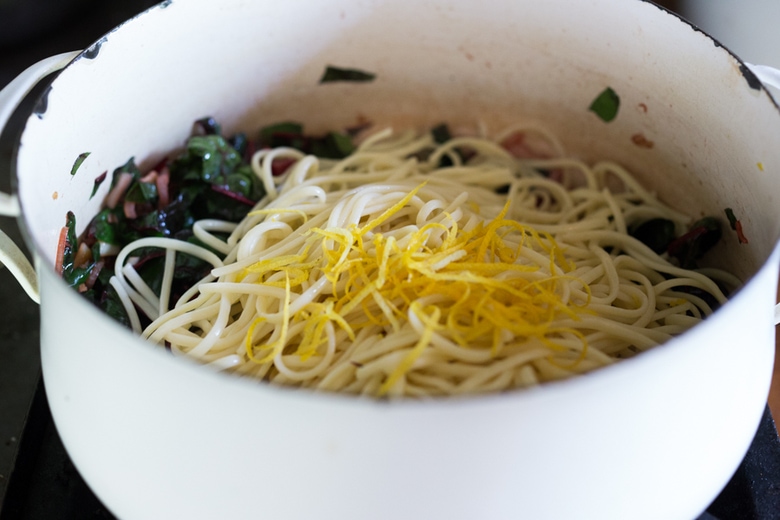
1 1 780 518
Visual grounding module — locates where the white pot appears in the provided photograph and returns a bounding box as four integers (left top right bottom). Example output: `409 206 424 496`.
1 1 780 519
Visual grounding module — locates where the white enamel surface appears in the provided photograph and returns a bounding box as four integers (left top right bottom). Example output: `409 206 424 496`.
13 0 780 519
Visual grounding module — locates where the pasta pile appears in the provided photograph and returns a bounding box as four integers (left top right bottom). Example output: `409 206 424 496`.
109 125 735 397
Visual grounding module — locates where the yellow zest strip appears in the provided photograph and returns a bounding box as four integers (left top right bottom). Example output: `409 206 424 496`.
475 200 512 261
240 185 591 390
359 182 427 236
374 234 394 288
540 328 589 369
245 244 312 275
297 309 328 361
295 301 356 361
369 286 402 332
245 317 267 362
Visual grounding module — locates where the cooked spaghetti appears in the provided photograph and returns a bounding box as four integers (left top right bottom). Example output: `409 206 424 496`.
90 124 737 397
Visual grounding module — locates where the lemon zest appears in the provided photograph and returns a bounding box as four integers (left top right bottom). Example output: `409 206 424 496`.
246 272 291 364
358 183 427 236
241 184 590 392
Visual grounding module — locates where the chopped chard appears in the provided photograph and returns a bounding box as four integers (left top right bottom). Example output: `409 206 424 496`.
258 121 354 159
259 121 304 146
735 221 749 244
90 170 108 200
70 152 91 176
725 207 738 228
59 211 94 288
319 65 376 83
194 116 221 135
666 217 722 269
431 123 452 144
64 119 362 328
590 87 620 122
630 218 676 254
725 207 749 244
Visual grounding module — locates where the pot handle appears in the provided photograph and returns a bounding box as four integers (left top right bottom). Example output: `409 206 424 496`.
0 51 81 304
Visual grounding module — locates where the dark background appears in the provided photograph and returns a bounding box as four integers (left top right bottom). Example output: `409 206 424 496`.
0 0 160 507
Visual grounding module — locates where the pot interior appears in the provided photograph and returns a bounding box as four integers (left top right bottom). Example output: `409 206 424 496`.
14 0 780 310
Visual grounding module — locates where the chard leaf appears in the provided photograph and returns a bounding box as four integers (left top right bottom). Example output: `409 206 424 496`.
194 116 221 135
229 132 248 157
260 121 303 139
667 217 722 269
90 171 107 200
259 121 304 148
61 211 78 271
224 171 255 198
102 284 131 328
125 180 158 204
724 207 738 230
111 158 141 187
180 135 243 183
310 132 354 159
431 123 452 144
724 207 749 244
92 208 118 244
70 152 90 176
63 265 93 287
329 132 355 157
590 87 620 122
630 218 676 254
61 211 94 287
319 65 376 84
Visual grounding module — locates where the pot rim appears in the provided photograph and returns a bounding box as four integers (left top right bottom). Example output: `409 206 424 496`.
10 0 780 408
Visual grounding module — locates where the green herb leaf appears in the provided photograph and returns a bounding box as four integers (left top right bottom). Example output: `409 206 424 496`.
724 207 738 230
589 87 620 122
70 152 91 176
319 65 376 84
